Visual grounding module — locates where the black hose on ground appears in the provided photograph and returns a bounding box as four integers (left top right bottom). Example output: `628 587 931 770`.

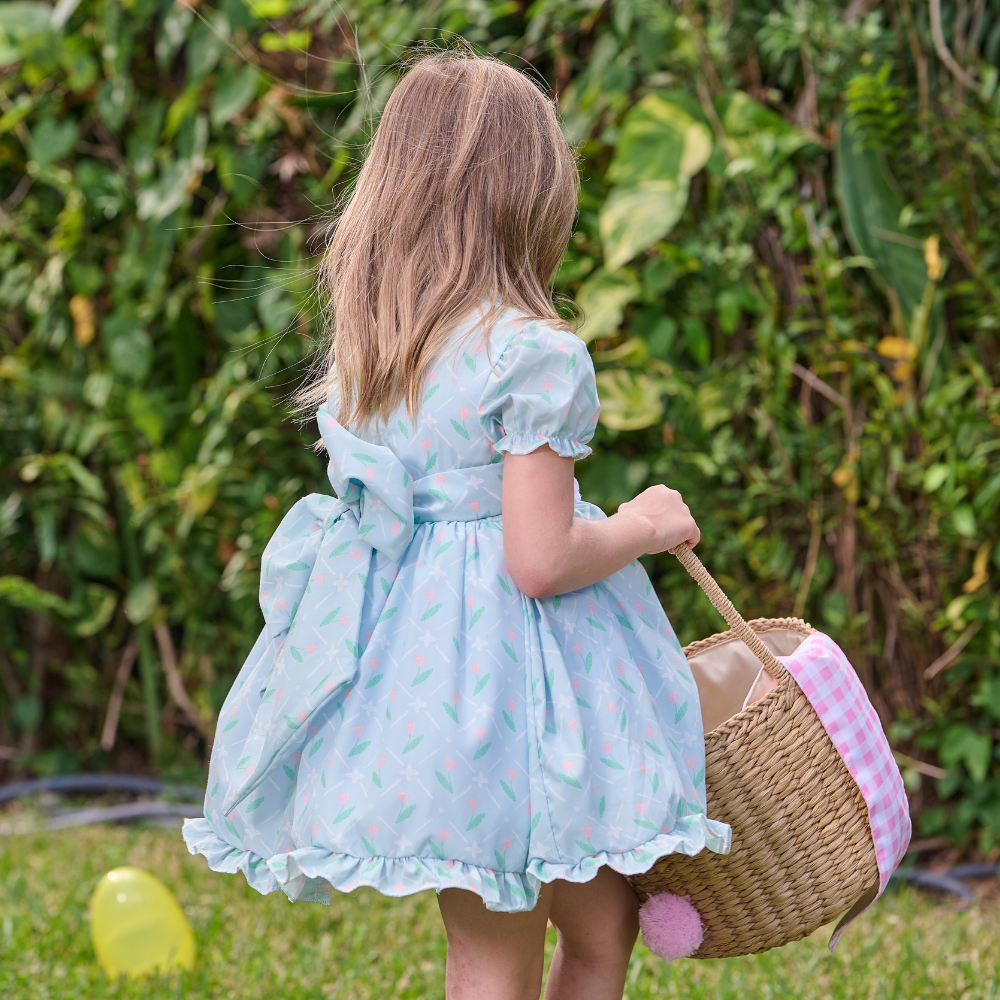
0 773 205 804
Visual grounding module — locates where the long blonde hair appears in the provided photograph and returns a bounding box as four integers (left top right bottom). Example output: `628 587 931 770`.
304 52 579 426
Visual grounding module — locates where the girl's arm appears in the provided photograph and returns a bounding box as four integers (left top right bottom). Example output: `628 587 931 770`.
501 446 700 599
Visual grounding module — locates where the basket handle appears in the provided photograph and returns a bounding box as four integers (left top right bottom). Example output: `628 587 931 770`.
672 543 789 681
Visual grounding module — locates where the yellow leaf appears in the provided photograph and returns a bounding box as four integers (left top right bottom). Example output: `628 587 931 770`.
596 370 664 431
963 542 993 593
876 336 917 360
924 234 941 282
69 295 95 347
832 465 854 489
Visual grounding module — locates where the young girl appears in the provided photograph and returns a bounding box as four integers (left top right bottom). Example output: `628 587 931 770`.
183 53 730 999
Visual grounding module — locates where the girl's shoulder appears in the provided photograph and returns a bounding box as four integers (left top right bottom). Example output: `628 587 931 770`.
487 311 593 376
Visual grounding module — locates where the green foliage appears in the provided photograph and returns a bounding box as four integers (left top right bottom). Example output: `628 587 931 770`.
1 0 999 849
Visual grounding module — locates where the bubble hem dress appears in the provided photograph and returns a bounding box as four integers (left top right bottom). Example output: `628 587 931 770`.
182 311 731 912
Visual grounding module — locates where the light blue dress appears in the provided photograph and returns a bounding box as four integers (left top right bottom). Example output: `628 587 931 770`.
182 309 730 911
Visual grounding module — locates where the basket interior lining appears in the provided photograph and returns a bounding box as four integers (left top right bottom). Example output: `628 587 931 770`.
687 628 809 734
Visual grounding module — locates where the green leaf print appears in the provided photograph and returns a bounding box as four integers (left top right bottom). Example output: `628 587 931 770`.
397 420 409 438
473 673 490 695
435 770 453 792
423 383 440 403
463 352 476 372
348 740 371 757
285 561 310 571
494 849 506 872
469 607 484 628
421 603 442 621
694 768 704 787
674 702 688 724
645 740 664 756
586 617 607 632
222 718 239 733
372 772 382 788
500 780 515 801
497 375 514 393
552 595 562 612
450 419 470 440
639 615 655 629
330 541 351 557
345 639 360 657
452 637 460 653
378 606 397 623
583 384 597 408
521 339 541 348
225 818 239 838
289 646 303 662
321 772 327 788
502 710 516 732
380 577 392 597
501 641 518 662
403 735 424 754
600 757 624 770
652 773 659 793
428 488 451 502
246 796 265 813
364 673 384 689
320 607 342 626
634 818 659 831
443 702 459 723
599 795 606 818
619 711 627 733
497 573 513 596
575 839 597 854
284 715 300 729
351 452 378 462
362 837 377 855
614 614 634 631
466 812 485 831
333 806 355 824
575 695 592 710
584 652 592 672
429 839 445 860
538 391 552 404
530 811 541 832
617 677 636 694
565 352 577 374
308 738 324 758
559 773 583 789
424 452 438 472
210 782 219 797
396 804 417 823
472 742 492 760
248 856 266 869
412 669 432 685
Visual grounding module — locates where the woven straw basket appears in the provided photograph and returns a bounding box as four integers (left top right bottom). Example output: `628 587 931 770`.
628 545 880 959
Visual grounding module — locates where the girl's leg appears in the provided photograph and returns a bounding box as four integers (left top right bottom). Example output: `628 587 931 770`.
437 882 552 1000
544 867 639 1000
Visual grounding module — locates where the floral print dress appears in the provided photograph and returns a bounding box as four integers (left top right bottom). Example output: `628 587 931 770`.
182 308 730 911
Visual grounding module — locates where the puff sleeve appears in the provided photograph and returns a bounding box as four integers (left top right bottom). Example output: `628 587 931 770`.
479 320 599 460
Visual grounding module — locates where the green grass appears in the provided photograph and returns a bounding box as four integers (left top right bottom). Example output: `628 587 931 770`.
1 824 998 999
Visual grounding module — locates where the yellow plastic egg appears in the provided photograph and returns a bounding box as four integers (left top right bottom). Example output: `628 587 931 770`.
90 866 195 977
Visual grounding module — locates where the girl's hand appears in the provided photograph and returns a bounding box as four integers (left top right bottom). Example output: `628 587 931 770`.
617 485 700 555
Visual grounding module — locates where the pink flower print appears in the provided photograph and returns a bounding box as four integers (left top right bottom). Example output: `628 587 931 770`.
541 380 552 392
339 792 350 805
393 883 405 893
275 689 282 700
501 562 508 575
312 823 319 836
617 664 625 676
439 828 450 841
420 439 432 451
297 710 307 722
568 719 579 731
586 602 595 614
339 614 349 626
414 654 426 668
507 767 516 781
477 404 486 415
471 662 480 675
508 697 517 711
502 837 512 851
350 549 363 561
378 756 386 768
292 752 301 765
277 598 286 611
572 643 582 655
446 859 455 869
452 691 460 704
572 679 581 691
507 629 516 642
424 589 435 602
685 757 697 769
314 574 325 585
364 468 375 480
474 728 486 740
324 679 335 692
637 664 644 675
556 342 567 353
427 370 436 382
405 721 417 735
445 758 457 771
467 596 476 608
644 726 654 738
635 802 646 814
474 342 485 354
389 689 397 701
468 797 478 811
364 631 372 644
607 702 617 713
369 824 379 837
639 763 648 775
563 761 574 772
435 474 446 485
468 499 480 513
369 656 379 670
354 725 364 737
459 406 470 420
397 790 408 803
666 691 678 704
634 601 642 612
618 601 626 612
581 824 593 838
325 416 335 428
310 724 317 737
302 792 309 804
305 642 316 655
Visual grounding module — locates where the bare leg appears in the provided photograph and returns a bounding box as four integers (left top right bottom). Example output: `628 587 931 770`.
437 882 552 1000
544 867 639 1000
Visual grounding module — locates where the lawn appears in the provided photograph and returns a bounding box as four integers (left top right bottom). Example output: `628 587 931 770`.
0 823 997 999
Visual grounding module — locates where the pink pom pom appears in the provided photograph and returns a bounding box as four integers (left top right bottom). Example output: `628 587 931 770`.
639 892 704 961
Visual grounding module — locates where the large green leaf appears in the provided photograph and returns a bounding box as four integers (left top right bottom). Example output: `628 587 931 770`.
576 269 641 343
714 91 809 176
600 179 691 272
595 370 665 430
834 115 928 319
